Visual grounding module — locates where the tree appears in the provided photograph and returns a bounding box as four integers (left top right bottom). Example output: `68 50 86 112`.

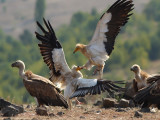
34 0 45 31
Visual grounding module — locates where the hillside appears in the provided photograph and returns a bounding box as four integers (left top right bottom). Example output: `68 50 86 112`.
0 0 150 38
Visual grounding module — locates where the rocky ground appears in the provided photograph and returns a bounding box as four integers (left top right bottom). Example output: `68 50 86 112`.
1 103 160 120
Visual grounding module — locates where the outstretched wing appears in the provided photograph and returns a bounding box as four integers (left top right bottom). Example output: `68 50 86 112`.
35 19 71 82
70 79 124 99
88 0 134 56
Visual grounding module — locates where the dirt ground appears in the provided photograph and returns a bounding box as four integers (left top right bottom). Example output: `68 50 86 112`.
1 104 160 120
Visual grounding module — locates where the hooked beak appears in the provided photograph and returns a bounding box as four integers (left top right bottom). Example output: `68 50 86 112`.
76 66 83 71
73 48 78 54
130 68 134 71
11 63 16 67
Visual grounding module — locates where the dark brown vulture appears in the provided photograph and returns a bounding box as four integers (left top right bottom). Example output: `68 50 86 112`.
134 79 160 109
73 0 134 79
11 60 68 109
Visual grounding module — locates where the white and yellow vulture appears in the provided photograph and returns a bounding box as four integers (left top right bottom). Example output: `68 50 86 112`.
35 19 124 108
73 0 134 79
11 60 68 108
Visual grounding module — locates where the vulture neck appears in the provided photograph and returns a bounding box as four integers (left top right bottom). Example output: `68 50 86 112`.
18 65 25 79
134 69 142 82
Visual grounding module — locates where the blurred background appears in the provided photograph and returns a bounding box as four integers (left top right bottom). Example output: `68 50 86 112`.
0 0 160 103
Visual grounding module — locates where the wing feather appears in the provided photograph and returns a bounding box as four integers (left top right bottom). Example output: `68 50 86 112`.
89 0 134 56
70 79 124 99
35 18 71 81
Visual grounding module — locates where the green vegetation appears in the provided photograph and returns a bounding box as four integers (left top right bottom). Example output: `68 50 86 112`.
0 0 160 103
34 0 46 32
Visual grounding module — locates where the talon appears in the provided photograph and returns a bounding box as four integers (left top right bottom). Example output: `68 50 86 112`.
76 66 83 71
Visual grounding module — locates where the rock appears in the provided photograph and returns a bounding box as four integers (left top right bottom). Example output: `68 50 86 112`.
49 113 55 117
3 118 11 120
32 118 38 120
1 105 19 117
118 99 129 108
134 111 143 118
78 98 87 104
0 98 24 113
94 101 102 106
26 104 32 109
57 111 64 116
115 108 127 112
139 108 150 113
80 116 85 119
36 107 48 116
102 98 116 108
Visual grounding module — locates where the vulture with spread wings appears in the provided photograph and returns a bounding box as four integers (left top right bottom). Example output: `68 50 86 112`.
73 0 134 79
35 19 124 108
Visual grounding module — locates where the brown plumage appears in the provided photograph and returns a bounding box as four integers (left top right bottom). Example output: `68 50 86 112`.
134 79 160 109
11 60 68 108
130 64 150 92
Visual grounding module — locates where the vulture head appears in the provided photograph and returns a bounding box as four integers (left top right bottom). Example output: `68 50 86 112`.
130 64 141 73
11 60 25 69
71 65 83 78
73 44 86 54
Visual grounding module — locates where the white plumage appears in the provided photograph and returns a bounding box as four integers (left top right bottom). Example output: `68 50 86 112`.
73 0 134 79
35 19 124 108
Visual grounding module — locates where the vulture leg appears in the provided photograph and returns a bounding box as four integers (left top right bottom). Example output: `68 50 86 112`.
68 99 72 110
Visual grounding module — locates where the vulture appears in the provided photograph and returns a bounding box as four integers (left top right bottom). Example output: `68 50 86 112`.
73 0 134 79
35 19 124 108
11 60 68 109
134 79 160 109
130 64 150 93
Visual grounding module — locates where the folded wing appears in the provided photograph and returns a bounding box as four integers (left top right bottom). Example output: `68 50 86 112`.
89 0 134 56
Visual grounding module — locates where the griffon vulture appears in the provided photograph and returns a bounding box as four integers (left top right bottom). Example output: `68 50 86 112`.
130 64 150 93
35 19 124 108
134 79 160 109
73 0 134 79
11 60 68 109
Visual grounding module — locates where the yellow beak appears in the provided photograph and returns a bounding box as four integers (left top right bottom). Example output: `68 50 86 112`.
73 48 79 54
76 66 83 71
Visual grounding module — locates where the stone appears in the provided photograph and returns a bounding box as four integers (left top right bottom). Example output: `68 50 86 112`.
102 98 117 108
57 111 64 116
3 118 11 120
36 107 48 116
77 98 87 104
0 98 24 114
80 116 85 119
118 99 129 108
134 111 143 118
93 101 102 106
115 108 127 112
1 105 19 117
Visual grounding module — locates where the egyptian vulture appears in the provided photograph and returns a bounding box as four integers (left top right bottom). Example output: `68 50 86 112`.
134 79 160 109
130 64 150 93
11 60 68 109
73 0 134 79
35 19 124 108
